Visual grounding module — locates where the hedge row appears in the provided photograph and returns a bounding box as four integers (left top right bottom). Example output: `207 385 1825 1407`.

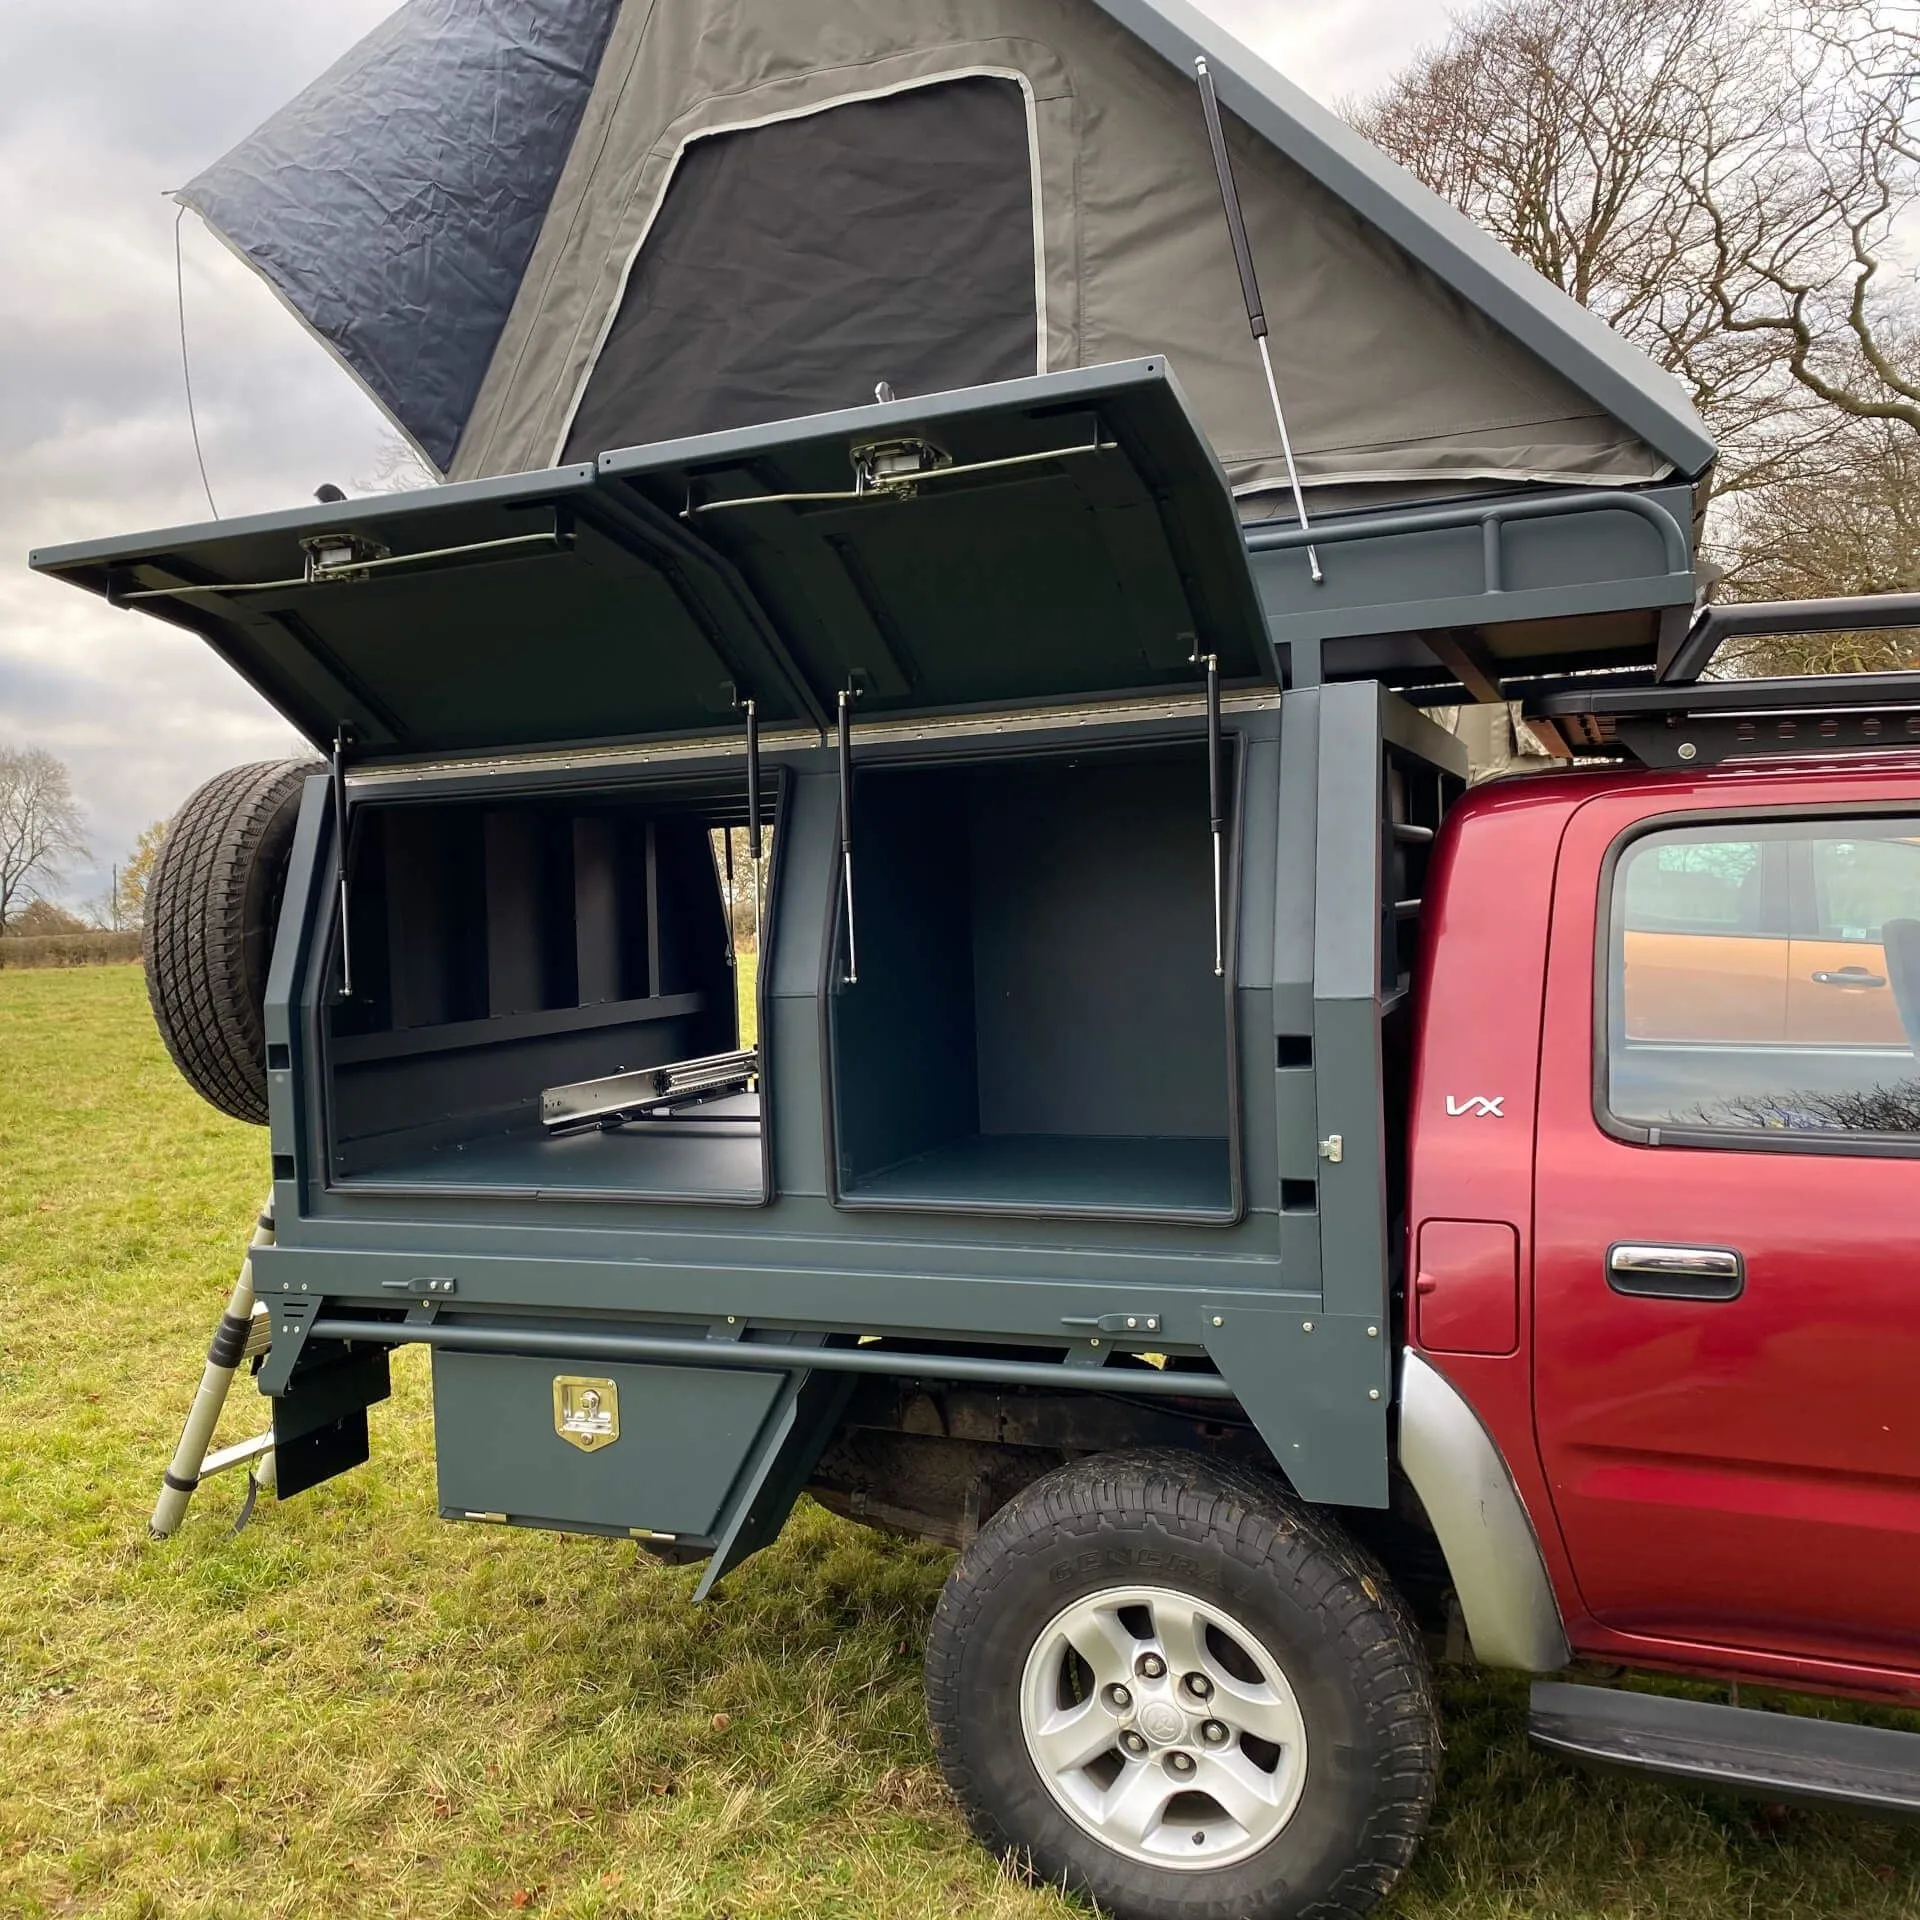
0 931 143 969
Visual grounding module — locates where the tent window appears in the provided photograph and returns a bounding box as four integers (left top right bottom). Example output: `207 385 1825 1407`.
562 76 1039 460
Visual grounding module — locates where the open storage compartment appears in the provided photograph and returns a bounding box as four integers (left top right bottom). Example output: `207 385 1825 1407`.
324 774 774 1202
828 741 1239 1221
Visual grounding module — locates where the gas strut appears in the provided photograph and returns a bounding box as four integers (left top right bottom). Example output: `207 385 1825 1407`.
331 726 354 999
1201 651 1225 977
838 687 859 985
1194 55 1322 584
721 810 736 971
743 697 763 957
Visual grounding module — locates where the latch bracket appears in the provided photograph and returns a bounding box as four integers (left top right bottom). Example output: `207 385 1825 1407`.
1060 1311 1164 1336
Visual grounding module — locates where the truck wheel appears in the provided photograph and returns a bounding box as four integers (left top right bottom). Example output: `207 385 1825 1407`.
145 759 319 1125
924 1450 1437 1920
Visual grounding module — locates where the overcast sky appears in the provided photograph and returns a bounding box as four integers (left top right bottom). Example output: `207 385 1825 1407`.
0 0 1450 912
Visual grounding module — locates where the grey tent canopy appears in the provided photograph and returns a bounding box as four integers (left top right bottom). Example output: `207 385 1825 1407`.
179 0 1714 506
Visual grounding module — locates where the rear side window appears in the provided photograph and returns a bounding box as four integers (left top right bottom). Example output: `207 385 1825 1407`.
1605 819 1920 1145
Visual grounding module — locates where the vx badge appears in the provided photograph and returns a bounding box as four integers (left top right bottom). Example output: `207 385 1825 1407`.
1446 1094 1505 1117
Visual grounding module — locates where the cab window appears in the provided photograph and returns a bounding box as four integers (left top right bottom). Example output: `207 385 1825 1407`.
1606 819 1920 1143
1808 835 1920 941
1621 836 1767 934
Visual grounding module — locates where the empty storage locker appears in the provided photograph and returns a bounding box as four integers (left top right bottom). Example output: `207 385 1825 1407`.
829 741 1239 1220
323 777 773 1202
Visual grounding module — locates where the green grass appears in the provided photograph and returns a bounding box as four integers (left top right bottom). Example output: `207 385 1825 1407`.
2 965 1916 1918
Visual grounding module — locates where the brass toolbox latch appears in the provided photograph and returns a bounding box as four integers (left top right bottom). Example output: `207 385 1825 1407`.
552 1375 620 1452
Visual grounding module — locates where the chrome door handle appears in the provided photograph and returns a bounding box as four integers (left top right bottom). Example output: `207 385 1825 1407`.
1811 967 1887 987
1607 1243 1744 1301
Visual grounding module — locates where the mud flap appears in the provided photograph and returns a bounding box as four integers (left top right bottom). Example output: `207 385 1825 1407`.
694 1361 854 1599
270 1342 391 1497
1201 1304 1390 1508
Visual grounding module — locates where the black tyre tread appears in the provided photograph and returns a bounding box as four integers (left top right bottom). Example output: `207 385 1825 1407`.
925 1448 1439 1920
144 759 318 1124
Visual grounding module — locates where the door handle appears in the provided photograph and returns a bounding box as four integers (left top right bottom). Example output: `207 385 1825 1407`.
1811 967 1887 987
1607 1243 1744 1301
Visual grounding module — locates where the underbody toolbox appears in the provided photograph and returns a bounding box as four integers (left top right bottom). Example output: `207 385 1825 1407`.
432 1351 787 1541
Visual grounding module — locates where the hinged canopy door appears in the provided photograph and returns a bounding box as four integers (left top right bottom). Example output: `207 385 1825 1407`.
34 361 1270 757
31 466 824 761
602 360 1275 718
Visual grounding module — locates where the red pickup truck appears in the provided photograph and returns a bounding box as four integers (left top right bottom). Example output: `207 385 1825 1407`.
1400 656 1920 1830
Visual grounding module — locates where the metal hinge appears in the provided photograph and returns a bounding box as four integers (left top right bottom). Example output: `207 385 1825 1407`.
1318 1134 1344 1163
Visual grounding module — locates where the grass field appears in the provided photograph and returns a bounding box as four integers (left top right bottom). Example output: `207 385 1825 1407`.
3 964 1917 1919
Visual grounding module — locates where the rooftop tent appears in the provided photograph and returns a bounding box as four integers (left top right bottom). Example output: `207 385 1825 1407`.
179 0 624 472
178 0 1714 511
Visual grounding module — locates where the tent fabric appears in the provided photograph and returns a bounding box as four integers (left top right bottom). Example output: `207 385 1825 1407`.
180 0 1715 504
561 77 1041 460
178 0 620 471
458 0 1671 502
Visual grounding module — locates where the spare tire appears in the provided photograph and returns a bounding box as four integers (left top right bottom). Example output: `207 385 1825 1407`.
144 759 321 1124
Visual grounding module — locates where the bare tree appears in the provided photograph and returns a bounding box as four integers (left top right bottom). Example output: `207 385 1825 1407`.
1349 0 1920 499
1713 418 1920 668
351 432 436 496
1699 3 1920 439
0 745 89 931
9 898 88 936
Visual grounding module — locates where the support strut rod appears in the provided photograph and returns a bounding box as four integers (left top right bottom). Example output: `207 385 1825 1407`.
721 808 737 971
838 687 859 985
743 697 764 957
331 727 354 999
1195 55 1321 584
1201 651 1225 977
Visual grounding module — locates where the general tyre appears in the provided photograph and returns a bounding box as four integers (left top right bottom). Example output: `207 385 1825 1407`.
144 758 319 1124
924 1449 1438 1920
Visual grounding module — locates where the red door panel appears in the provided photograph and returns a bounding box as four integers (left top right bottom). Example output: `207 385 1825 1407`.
1532 790 1920 1674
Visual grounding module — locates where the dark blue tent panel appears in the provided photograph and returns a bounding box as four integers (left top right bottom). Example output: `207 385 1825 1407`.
180 0 620 470
561 78 1040 460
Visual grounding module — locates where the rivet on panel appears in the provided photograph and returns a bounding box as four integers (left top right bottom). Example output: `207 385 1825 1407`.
1368 1388 1382 1401
1302 1320 1314 1333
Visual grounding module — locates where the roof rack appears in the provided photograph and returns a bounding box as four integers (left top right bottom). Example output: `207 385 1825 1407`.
1532 669 1920 766
1525 591 1920 767
1655 589 1920 685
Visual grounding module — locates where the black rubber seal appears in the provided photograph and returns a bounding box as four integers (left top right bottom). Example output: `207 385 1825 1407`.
163 1469 199 1494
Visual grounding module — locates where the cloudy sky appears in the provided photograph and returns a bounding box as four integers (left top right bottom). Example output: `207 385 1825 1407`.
0 0 1449 912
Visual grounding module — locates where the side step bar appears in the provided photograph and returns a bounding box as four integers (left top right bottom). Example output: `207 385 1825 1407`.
1530 1681 1920 1817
